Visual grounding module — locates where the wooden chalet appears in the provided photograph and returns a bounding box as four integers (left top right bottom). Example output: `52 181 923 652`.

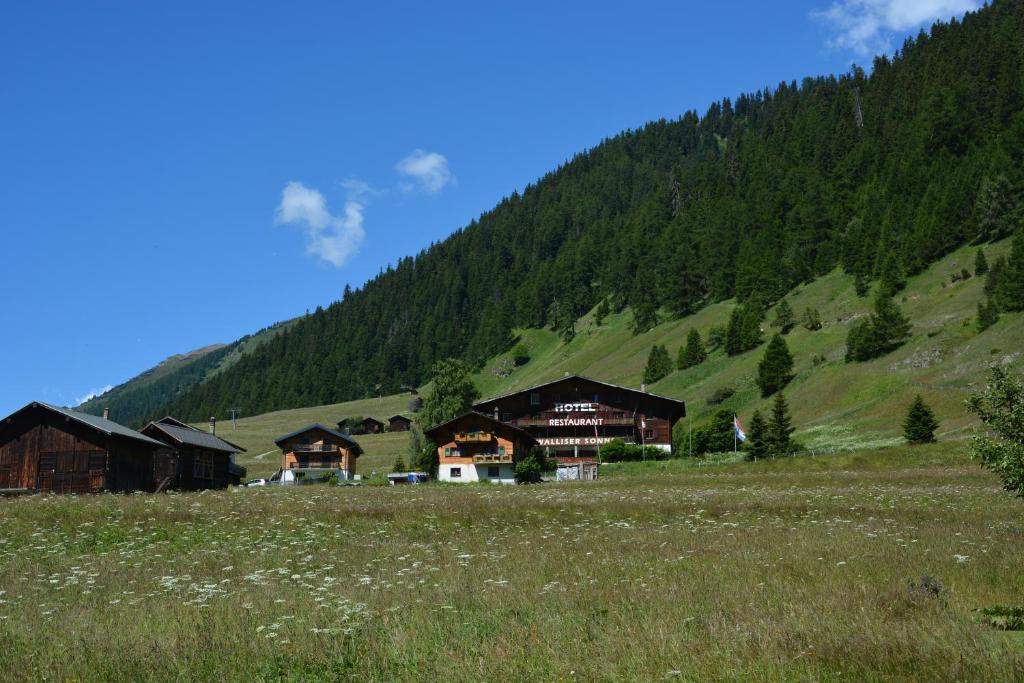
141 417 246 490
0 402 174 494
472 375 685 463
388 414 412 432
361 417 384 434
424 411 537 484
275 424 362 480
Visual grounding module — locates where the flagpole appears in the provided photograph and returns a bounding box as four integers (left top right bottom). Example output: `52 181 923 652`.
734 416 737 453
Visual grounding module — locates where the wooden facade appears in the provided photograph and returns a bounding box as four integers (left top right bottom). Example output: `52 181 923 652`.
0 402 174 494
361 417 384 434
388 415 412 432
472 375 685 462
141 417 246 491
275 424 362 478
425 411 537 484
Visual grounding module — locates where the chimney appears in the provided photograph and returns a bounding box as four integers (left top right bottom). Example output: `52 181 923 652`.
209 417 216 434
102 407 110 420
640 383 646 393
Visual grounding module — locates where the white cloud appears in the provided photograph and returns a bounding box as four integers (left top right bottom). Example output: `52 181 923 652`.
275 181 366 268
813 0 979 55
76 385 113 405
395 149 454 194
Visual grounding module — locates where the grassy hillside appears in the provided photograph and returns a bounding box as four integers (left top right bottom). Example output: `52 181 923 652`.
477 238 1021 450
3 442 1022 680
212 239 1021 478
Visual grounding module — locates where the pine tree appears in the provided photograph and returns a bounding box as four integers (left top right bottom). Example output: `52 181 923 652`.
846 291 912 362
725 304 764 356
976 175 1016 241
594 297 610 327
999 231 1024 312
878 252 906 296
677 329 707 369
974 248 989 276
903 395 939 444
977 297 1000 332
772 298 795 334
756 334 795 397
985 255 1007 309
803 307 822 331
643 344 673 384
768 392 794 455
745 410 769 460
854 273 871 298
391 454 407 472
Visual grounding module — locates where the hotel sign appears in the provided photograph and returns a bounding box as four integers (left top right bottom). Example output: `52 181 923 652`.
537 436 616 447
553 402 596 412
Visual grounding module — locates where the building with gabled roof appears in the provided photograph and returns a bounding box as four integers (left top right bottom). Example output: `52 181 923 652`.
424 411 537 484
274 423 362 480
0 401 174 493
141 416 247 490
472 374 685 462
388 414 412 432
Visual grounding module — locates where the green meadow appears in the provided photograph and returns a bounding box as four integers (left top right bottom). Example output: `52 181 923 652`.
1 443 1022 681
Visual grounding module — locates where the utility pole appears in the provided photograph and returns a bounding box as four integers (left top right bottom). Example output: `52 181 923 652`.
228 407 240 430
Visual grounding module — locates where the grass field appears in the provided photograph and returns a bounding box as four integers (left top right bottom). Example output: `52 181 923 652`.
2 442 1022 681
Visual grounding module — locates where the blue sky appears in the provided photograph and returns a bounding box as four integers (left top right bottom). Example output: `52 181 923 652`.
0 0 979 416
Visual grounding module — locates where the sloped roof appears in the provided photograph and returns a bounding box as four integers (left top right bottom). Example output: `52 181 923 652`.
388 414 412 422
274 423 363 455
423 410 538 445
145 422 246 453
7 402 170 448
473 374 685 411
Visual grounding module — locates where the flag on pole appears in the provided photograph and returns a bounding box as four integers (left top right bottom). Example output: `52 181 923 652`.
733 416 747 443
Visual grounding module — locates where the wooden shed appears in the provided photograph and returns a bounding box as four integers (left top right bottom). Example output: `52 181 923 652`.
361 417 384 434
0 402 174 494
141 417 246 490
388 414 412 432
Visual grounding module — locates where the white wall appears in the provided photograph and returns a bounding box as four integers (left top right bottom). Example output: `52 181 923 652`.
439 463 516 484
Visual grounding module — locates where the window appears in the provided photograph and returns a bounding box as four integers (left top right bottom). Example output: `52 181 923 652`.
451 467 462 478
501 412 512 422
487 466 500 478
644 429 654 440
498 445 506 455
530 392 540 406
193 453 214 480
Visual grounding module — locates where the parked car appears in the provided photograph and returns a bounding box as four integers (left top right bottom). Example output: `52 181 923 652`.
245 478 268 487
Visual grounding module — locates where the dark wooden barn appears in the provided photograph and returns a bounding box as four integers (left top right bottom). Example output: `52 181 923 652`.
0 402 175 494
141 417 246 490
388 414 412 432
361 417 384 434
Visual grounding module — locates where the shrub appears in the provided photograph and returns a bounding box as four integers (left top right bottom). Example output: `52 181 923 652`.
706 386 735 406
846 292 911 362
514 454 543 483
966 367 1024 498
803 307 823 331
691 410 736 455
772 298 795 334
511 343 531 366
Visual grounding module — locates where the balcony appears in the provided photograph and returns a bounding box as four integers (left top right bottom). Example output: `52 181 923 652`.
290 445 340 453
472 453 512 464
454 431 493 443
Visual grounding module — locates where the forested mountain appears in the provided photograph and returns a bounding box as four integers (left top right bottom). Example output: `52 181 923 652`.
77 319 296 426
164 0 1023 422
